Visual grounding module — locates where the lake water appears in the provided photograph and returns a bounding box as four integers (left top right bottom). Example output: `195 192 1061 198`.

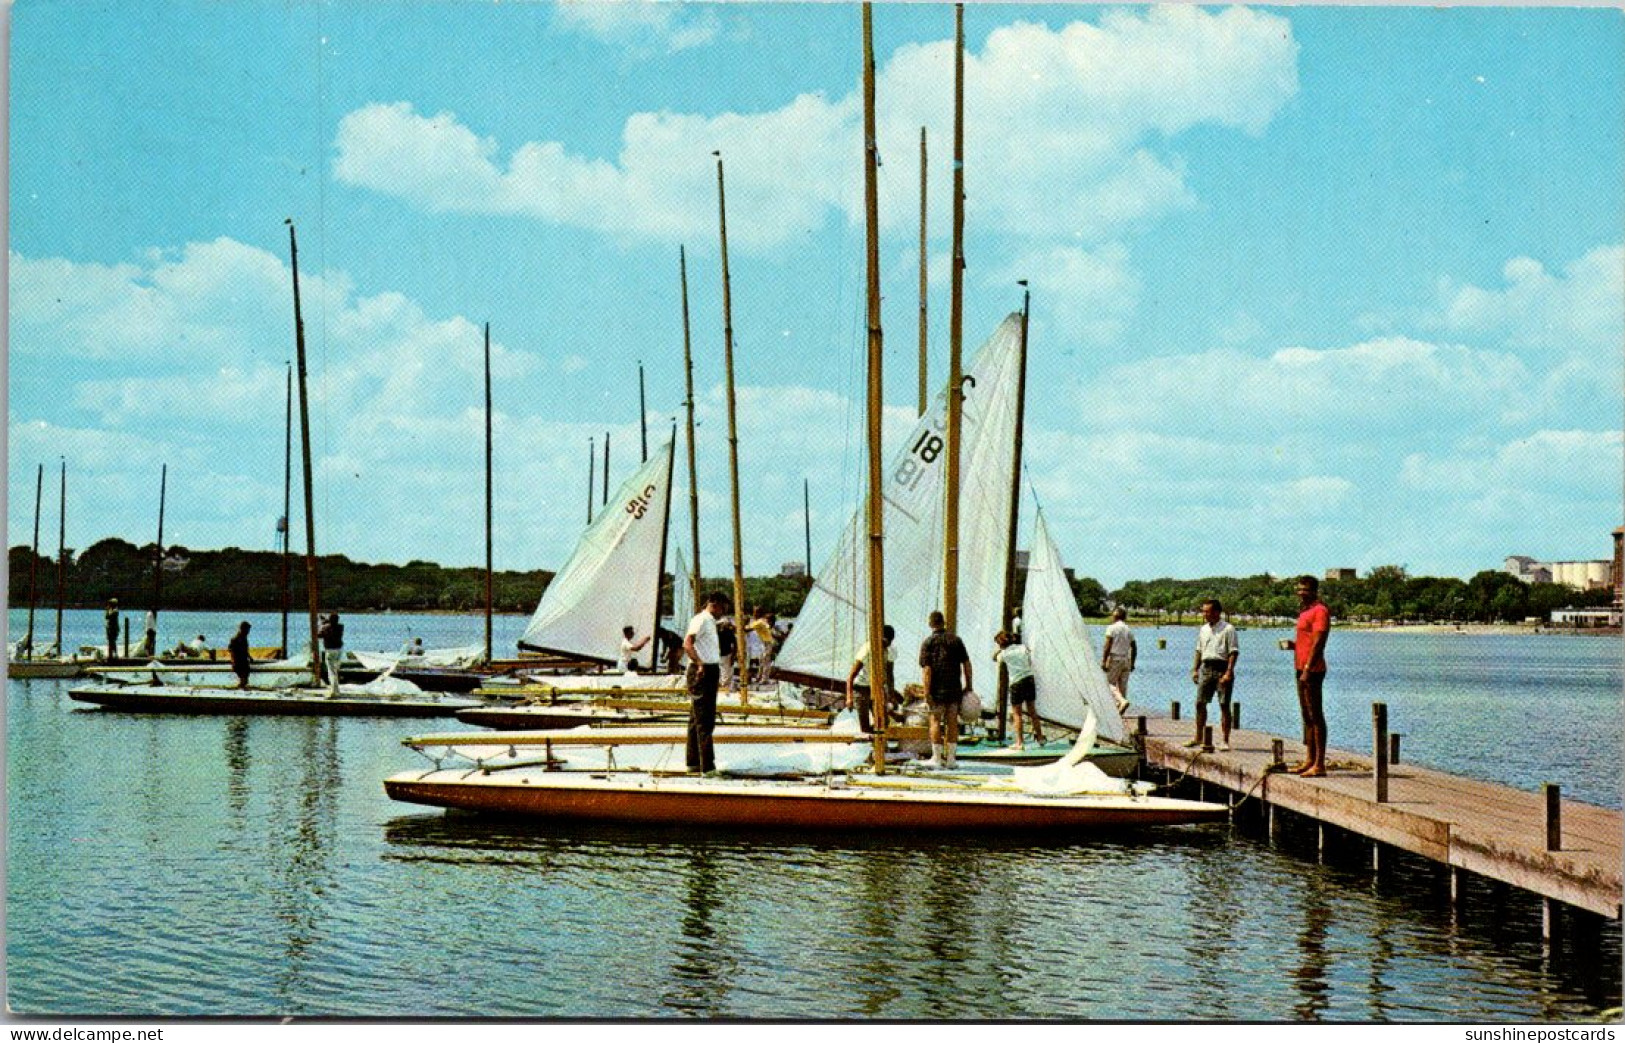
6 609 1621 1019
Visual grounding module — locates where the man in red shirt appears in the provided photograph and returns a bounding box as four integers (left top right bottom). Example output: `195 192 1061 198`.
1284 575 1330 777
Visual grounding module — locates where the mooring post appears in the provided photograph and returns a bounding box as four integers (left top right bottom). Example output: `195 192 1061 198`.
1202 724 1214 754
1267 802 1277 841
1373 702 1389 803
1135 715 1147 753
1230 701 1241 730
123 618 131 658
1389 732 1401 765
1170 700 1181 722
1544 782 1561 851
1270 738 1284 768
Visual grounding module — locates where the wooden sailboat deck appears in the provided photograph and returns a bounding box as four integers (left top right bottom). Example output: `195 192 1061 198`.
1133 710 1622 920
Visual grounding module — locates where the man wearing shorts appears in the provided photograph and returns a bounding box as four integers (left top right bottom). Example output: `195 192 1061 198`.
1284 576 1330 776
1101 607 1136 713
1186 598 1238 751
994 630 1043 750
919 610 971 769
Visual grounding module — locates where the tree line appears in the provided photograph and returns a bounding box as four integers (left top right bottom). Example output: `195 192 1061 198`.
7 541 1611 624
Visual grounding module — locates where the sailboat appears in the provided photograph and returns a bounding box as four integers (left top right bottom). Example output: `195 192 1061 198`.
8 461 84 679
385 5 1224 830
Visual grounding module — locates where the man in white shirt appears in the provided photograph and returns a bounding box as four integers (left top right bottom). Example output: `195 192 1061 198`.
1101 608 1136 713
994 630 1044 750
682 592 730 773
617 626 651 672
845 624 897 734
1186 598 1239 750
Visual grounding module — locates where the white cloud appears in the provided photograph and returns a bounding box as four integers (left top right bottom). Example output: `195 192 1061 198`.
552 1 720 53
331 7 1297 252
1075 336 1532 440
1400 429 1624 498
1434 244 1624 353
987 243 1138 345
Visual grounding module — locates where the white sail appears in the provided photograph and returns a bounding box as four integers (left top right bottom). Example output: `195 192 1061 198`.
520 438 675 664
1021 511 1126 743
775 315 1022 691
671 545 694 633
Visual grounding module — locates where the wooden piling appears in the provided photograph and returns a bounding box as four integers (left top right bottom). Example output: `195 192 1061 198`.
1389 732 1401 765
1546 782 1562 851
1271 737 1284 767
1230 701 1241 730
1170 700 1180 722
1202 724 1214 753
1373 702 1389 804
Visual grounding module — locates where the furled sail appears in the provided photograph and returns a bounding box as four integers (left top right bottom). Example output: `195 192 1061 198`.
774 314 1022 691
519 438 675 663
1021 510 1126 743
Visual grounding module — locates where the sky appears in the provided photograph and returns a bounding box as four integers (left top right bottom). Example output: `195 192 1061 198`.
7 2 1623 590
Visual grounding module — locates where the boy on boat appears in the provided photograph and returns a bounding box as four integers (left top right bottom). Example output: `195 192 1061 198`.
228 622 252 690
617 626 650 672
845 623 898 734
919 610 972 769
994 630 1044 750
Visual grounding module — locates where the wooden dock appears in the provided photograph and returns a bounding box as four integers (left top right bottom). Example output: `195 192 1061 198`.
1133 709 1622 921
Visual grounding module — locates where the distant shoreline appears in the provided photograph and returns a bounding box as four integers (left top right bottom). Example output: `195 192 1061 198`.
1099 618 1619 637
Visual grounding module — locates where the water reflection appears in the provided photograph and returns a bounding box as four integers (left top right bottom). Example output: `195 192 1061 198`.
1291 876 1333 1021
661 840 735 1017
267 716 341 1006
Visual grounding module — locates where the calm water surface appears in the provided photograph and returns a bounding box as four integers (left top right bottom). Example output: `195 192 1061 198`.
7 610 1621 1018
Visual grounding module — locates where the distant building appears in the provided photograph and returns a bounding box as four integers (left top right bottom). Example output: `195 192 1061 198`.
1324 568 1356 582
779 562 806 579
1550 607 1622 628
1504 555 1539 580
161 553 190 573
1548 560 1611 590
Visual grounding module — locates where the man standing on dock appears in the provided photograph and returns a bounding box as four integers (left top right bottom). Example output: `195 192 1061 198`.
103 599 120 660
1101 607 1136 713
228 621 252 690
318 612 345 698
919 610 972 769
683 591 728 774
1285 576 1330 777
1187 599 1239 751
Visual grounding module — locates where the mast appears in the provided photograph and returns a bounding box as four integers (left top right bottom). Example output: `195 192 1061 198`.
918 125 929 418
151 462 167 642
587 437 595 525
803 477 813 583
862 3 888 770
287 219 321 684
680 246 702 609
638 361 648 463
24 463 42 657
602 431 610 506
484 322 494 665
943 3 966 631
714 151 749 689
997 283 1031 742
280 362 292 658
53 458 65 656
651 430 677 668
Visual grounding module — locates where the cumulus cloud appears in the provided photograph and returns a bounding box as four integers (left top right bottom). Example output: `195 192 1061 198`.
552 1 720 53
987 243 1138 345
1433 244 1624 353
331 7 1297 251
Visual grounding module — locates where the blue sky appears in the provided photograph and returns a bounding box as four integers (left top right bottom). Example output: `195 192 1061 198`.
8 2 1622 589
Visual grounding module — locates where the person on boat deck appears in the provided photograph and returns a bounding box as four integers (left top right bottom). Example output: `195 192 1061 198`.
617 626 651 672
994 630 1044 750
228 622 253 690
318 612 345 698
683 591 730 774
1187 599 1239 751
919 610 972 769
746 608 776 683
400 637 425 658
103 599 120 660
1101 607 1136 713
141 609 158 658
717 618 738 694
845 624 898 734
657 627 683 672
170 634 207 657
1283 576 1331 777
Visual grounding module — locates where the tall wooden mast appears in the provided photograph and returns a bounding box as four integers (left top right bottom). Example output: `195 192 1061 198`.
997 283 1031 742
862 3 888 771
943 3 966 632
714 151 749 690
918 126 929 418
602 432 610 506
638 361 648 463
151 463 167 643
587 437 595 525
651 428 677 668
680 246 702 609
484 322 494 665
286 219 321 684
280 362 292 657
53 459 66 656
803 477 813 583
24 463 42 657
